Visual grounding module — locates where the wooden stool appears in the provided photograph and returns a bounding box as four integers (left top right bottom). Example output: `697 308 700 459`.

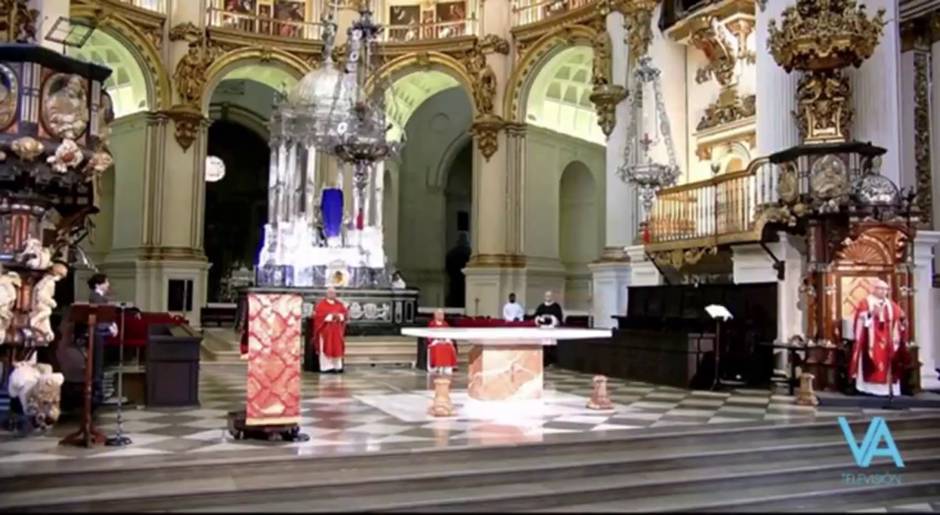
587 375 614 410
796 372 819 406
428 377 455 417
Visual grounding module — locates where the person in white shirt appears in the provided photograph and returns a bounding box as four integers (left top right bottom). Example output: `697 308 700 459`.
502 292 525 322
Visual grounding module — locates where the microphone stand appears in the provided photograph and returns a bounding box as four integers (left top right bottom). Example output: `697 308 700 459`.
106 302 132 446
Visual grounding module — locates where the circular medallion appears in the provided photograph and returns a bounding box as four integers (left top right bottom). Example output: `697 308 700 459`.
41 73 89 140
348 302 363 320
810 155 848 200
857 174 899 206
778 163 799 203
0 64 19 131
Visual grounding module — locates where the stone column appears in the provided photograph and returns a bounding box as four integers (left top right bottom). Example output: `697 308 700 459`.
932 38 940 266
463 0 524 316
755 0 800 154
850 0 903 183
590 10 634 328
913 231 940 390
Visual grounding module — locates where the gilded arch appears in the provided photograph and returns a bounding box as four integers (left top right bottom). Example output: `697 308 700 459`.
71 6 172 110
368 52 478 115
201 47 311 114
504 24 598 124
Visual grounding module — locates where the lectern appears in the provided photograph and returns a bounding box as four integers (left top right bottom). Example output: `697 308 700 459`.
60 303 119 448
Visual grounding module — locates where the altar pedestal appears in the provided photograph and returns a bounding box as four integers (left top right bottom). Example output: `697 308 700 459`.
402 328 612 401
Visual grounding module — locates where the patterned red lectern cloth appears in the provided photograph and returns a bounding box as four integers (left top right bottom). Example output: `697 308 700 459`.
246 293 303 426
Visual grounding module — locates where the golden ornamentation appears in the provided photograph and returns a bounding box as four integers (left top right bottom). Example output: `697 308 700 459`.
778 163 799 203
169 22 202 44
810 154 849 200
173 38 224 107
591 17 612 88
589 84 627 137
913 50 932 226
465 253 527 268
470 114 505 161
10 137 44 161
162 106 208 152
1 0 38 43
479 34 510 55
697 92 755 131
651 246 717 269
620 0 659 61
691 17 739 87
768 0 886 144
463 41 497 116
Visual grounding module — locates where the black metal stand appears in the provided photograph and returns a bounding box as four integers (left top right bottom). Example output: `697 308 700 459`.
106 303 132 447
226 410 309 442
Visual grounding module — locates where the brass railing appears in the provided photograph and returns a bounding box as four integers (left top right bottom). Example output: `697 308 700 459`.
511 0 595 27
382 17 479 42
206 6 322 40
116 0 166 13
647 157 776 245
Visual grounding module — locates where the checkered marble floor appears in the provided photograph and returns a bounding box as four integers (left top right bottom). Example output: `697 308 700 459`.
1 364 938 466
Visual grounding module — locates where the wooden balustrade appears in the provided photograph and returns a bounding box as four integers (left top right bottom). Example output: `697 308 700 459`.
206 6 322 39
648 158 775 246
511 0 594 27
383 17 479 42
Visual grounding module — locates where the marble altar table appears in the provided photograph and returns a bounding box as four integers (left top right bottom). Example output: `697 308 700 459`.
401 327 612 401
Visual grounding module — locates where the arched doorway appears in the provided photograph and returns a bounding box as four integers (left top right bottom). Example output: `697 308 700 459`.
559 161 600 310
202 64 299 301
386 70 474 307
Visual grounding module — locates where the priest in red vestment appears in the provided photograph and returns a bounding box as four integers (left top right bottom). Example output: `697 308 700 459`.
849 279 908 396
312 286 348 373
427 309 457 375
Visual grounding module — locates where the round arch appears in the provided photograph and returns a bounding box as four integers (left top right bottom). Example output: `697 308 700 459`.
71 8 171 110
201 48 310 114
504 24 597 124
369 52 477 114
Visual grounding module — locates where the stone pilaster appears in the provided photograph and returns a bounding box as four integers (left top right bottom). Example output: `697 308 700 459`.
756 0 800 154
913 231 940 390
850 0 903 183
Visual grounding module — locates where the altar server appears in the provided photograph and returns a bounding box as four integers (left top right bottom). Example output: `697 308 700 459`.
312 286 348 373
427 309 457 375
502 292 525 322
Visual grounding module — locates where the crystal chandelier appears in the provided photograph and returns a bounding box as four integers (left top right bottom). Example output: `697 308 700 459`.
617 56 681 225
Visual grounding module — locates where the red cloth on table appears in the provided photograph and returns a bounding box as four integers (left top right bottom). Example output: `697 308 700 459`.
312 299 348 358
428 319 457 368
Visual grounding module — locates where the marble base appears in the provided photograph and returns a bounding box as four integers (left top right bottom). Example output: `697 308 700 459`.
468 344 543 401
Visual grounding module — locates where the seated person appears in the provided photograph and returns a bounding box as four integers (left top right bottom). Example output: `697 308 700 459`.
502 292 525 322
534 290 564 327
427 309 457 375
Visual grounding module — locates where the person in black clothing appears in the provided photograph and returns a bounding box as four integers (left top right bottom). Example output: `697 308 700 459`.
534 291 564 367
86 273 117 407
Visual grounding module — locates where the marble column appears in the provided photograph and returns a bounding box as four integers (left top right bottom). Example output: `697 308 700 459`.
590 10 633 329
932 38 940 265
913 231 940 390
850 0 903 183
755 0 800 155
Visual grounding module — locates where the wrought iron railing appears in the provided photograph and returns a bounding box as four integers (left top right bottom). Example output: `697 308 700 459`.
647 157 776 244
382 17 479 42
511 0 595 27
116 0 166 13
206 6 322 39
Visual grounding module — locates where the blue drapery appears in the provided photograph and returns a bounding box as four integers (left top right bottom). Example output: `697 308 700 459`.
321 188 344 238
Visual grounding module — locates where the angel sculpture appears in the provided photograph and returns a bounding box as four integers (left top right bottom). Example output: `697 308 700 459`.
29 263 68 343
15 238 52 270
0 270 22 343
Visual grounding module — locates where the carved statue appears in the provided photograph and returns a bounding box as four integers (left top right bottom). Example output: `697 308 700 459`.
592 30 611 87
0 270 22 343
15 238 52 270
43 74 89 140
0 72 16 128
465 46 495 115
8 360 65 432
29 263 68 343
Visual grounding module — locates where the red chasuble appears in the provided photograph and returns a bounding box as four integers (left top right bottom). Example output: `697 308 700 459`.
849 296 908 392
428 319 457 368
312 299 348 358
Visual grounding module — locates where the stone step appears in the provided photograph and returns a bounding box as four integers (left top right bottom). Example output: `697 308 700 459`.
4 415 939 512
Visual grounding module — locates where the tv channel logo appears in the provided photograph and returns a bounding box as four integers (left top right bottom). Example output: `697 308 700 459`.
838 416 904 468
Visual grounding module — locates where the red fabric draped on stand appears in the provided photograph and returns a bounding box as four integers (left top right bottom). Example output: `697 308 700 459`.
312 299 348 358
428 319 457 369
